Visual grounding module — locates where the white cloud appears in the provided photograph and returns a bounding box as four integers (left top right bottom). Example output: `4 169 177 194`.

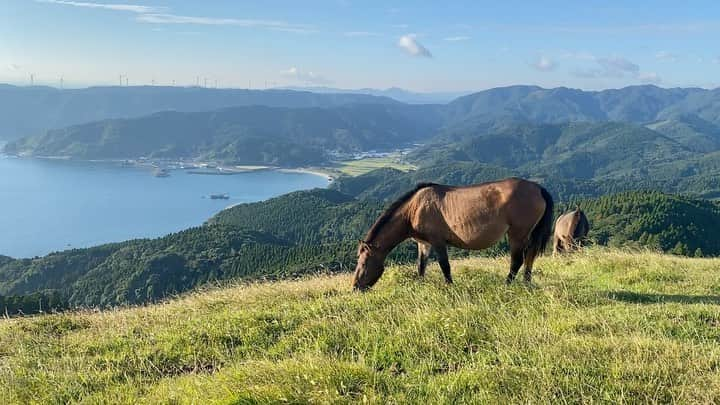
444 36 471 41
655 50 678 62
638 72 662 84
6 64 21 71
568 54 660 84
36 0 162 13
136 14 316 33
343 31 381 37
530 55 556 72
573 55 639 78
596 56 639 75
280 67 332 85
398 34 432 58
37 0 314 34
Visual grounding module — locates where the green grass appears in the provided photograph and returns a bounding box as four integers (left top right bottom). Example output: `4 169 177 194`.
2 248 720 403
334 155 416 176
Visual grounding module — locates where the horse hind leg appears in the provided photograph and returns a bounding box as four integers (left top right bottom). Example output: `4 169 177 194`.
506 247 524 284
507 227 530 284
416 241 432 277
523 244 540 283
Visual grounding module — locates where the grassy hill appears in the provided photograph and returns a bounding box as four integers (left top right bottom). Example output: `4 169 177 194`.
2 249 719 403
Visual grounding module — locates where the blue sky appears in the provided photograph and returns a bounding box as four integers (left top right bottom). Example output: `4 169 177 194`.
1 0 719 91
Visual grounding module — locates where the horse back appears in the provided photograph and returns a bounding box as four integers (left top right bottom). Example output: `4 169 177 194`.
407 178 546 249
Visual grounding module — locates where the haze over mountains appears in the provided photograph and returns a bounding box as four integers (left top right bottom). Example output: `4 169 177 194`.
279 86 471 104
3 84 720 143
0 84 399 141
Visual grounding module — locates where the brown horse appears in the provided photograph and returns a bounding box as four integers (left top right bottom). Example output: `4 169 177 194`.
352 178 554 290
553 207 589 254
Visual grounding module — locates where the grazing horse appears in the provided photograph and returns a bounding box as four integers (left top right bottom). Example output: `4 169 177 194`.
553 207 589 254
352 178 554 290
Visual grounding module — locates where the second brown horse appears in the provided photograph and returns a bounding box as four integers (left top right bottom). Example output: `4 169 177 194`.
352 178 554 290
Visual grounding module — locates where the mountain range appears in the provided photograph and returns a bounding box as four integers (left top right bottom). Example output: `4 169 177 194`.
5 84 720 172
0 84 398 141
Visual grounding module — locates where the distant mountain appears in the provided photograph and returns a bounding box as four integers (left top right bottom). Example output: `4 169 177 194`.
443 85 720 126
0 84 399 140
280 86 470 104
412 121 695 177
5 104 444 165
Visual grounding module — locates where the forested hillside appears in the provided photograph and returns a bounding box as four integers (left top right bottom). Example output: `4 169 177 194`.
5 104 442 165
406 121 720 198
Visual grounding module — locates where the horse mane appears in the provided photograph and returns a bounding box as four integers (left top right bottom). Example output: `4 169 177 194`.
364 182 437 243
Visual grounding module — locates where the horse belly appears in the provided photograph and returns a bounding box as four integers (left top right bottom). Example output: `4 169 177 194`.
451 221 508 250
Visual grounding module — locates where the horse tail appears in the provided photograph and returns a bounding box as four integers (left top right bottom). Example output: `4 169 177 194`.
526 185 554 260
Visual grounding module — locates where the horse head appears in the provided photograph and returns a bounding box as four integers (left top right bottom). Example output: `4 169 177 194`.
352 240 386 291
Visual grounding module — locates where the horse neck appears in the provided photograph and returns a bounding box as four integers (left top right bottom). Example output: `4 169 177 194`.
368 213 410 258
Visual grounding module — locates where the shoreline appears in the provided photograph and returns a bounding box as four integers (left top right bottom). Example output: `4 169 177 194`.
9 154 335 181
277 167 335 180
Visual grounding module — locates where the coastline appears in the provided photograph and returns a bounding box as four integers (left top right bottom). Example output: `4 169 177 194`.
11 154 336 181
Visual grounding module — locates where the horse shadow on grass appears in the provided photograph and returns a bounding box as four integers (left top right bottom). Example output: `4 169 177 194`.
607 291 720 305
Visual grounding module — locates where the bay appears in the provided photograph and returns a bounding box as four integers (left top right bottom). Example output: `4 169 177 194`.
0 156 328 258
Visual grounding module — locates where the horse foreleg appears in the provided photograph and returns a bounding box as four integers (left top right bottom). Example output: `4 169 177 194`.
435 245 453 284
552 235 561 255
417 241 432 277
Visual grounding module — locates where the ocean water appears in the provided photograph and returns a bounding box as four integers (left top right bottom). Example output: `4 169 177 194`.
0 156 328 258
